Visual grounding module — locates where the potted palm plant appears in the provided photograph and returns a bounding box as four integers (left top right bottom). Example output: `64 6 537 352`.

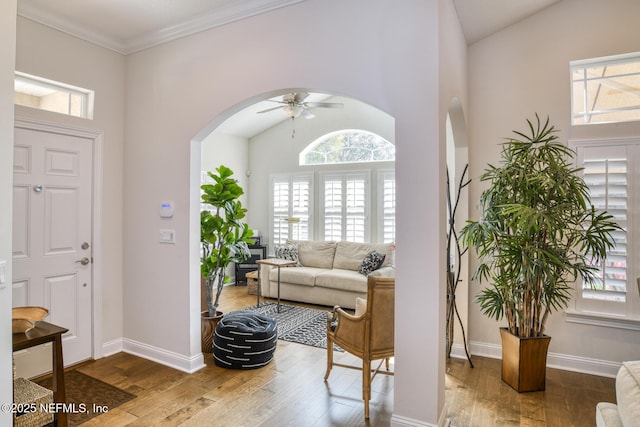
461 115 620 392
200 165 254 352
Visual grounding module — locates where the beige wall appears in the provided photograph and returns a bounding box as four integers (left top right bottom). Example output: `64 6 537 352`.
9 0 465 424
467 0 640 368
0 1 17 424
15 16 127 354
123 0 448 423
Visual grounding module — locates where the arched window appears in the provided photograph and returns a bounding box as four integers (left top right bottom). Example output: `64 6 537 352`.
299 129 394 165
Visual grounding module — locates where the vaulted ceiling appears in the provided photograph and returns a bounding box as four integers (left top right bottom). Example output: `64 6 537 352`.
15 0 561 137
17 0 561 54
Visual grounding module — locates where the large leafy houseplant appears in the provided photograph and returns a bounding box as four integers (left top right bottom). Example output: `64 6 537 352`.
462 115 620 339
201 165 254 317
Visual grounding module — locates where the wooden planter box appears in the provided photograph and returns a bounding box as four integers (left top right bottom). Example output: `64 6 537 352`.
500 327 551 392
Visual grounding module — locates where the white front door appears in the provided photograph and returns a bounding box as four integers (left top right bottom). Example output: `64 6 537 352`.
12 125 93 372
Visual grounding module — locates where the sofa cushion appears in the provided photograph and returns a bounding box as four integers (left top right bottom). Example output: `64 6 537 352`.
333 241 394 271
269 266 324 287
358 251 386 275
315 268 368 293
294 240 337 268
617 361 640 426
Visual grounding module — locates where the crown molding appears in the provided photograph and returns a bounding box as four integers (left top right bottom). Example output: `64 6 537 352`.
18 0 306 55
17 2 127 53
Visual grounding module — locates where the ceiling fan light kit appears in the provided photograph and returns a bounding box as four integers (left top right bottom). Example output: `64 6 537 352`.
256 91 344 138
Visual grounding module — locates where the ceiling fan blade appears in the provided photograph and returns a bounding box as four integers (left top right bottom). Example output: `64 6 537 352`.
256 105 284 114
304 102 344 109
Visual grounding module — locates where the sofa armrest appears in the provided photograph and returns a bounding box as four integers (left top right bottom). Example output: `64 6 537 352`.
369 266 395 278
596 402 623 427
259 263 274 284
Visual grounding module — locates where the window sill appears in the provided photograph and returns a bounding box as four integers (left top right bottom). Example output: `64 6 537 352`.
565 309 640 331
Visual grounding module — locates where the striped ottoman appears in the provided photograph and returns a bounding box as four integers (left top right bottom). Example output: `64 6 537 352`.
213 311 277 369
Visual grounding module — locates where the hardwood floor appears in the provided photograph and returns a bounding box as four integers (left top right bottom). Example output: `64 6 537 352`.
445 356 615 427
70 285 615 426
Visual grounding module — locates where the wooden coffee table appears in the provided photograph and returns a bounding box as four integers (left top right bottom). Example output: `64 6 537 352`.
256 258 297 313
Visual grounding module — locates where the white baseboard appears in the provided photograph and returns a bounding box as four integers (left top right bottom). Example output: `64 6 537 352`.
120 338 206 373
102 337 123 357
448 341 621 378
391 414 437 427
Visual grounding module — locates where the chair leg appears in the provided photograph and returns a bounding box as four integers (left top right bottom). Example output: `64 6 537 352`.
385 357 390 371
324 336 333 380
363 358 371 419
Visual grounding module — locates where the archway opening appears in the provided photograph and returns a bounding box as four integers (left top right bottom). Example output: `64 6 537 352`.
190 88 396 346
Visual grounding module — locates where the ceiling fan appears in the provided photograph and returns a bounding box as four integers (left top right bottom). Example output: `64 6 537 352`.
257 92 343 119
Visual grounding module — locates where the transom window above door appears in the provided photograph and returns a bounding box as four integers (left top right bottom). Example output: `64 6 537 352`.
14 71 94 119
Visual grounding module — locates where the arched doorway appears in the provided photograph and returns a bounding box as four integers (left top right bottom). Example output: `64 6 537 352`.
190 88 396 353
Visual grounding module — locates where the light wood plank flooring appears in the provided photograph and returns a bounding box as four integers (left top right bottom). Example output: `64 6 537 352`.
69 285 614 426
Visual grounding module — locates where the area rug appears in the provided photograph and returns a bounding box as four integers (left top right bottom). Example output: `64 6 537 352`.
239 302 343 351
36 370 136 426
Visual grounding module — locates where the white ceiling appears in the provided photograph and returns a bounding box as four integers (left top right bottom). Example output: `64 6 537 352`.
17 0 562 54
15 0 561 137
17 0 308 54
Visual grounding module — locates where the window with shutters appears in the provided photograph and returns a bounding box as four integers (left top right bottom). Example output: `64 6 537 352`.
270 174 313 245
320 172 370 242
570 140 640 324
378 170 396 243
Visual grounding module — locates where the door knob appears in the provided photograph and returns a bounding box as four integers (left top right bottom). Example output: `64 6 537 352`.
75 257 90 266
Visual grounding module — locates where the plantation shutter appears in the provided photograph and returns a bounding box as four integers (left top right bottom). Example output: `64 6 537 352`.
380 170 396 243
324 177 342 241
574 143 637 317
271 174 312 245
582 156 628 303
321 172 370 242
345 175 366 242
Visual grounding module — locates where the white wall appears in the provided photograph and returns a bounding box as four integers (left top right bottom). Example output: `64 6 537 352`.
247 94 395 249
0 2 17 424
467 0 640 372
15 16 127 355
201 132 249 192
123 0 447 424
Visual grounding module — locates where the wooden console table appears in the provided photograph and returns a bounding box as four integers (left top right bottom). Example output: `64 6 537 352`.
13 321 69 427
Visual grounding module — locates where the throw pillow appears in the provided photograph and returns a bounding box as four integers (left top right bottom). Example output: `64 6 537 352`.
358 251 386 275
274 243 300 265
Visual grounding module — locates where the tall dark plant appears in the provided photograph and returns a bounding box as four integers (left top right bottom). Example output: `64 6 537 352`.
201 165 254 317
461 115 620 338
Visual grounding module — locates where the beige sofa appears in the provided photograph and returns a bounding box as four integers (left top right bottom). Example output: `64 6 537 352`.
259 240 395 309
596 361 640 427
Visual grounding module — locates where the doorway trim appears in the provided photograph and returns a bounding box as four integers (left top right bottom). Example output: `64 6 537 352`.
14 116 104 362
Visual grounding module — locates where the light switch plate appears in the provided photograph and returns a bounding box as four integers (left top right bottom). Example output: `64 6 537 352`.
159 229 176 244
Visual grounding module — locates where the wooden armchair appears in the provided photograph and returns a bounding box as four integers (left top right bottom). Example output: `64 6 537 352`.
324 275 395 419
